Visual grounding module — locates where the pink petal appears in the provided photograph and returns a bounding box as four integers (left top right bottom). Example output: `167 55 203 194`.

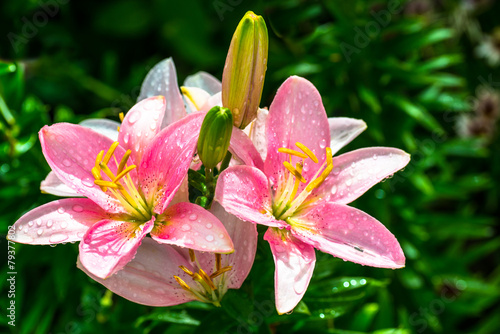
40 123 135 214
151 202 234 253
229 127 264 170
41 171 82 197
265 76 330 190
311 147 410 205
118 96 165 164
8 198 108 245
138 58 186 128
184 71 222 95
139 112 204 214
291 202 405 268
212 203 257 289
80 119 120 141
264 228 316 315
183 87 212 113
77 237 195 306
198 92 222 113
328 117 367 155
215 166 287 229
79 218 154 279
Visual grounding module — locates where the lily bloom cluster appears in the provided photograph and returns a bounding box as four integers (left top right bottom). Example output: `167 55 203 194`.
8 11 410 314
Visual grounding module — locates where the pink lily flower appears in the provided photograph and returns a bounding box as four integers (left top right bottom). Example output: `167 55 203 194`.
77 203 257 307
9 96 237 279
215 76 411 314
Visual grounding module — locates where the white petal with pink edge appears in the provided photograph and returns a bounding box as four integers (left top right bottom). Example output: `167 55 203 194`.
328 117 367 156
41 171 82 197
8 198 108 245
265 228 316 315
77 237 195 306
79 218 154 279
151 202 234 253
290 202 405 269
215 166 288 229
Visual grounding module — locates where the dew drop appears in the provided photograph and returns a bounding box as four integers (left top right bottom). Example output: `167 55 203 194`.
319 138 327 149
123 133 130 144
218 233 225 239
62 159 72 167
28 221 34 227
82 177 94 187
37 229 43 236
61 221 68 229
72 205 84 212
205 223 213 229
150 122 157 130
49 234 68 243
128 111 140 124
189 214 197 221
47 220 54 228
205 235 214 242
373 154 378 160
181 224 191 231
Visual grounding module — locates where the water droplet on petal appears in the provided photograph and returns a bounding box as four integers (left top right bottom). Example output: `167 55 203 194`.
28 221 34 227
62 159 71 167
49 234 68 243
128 111 140 124
189 214 197 221
319 139 326 149
47 220 54 228
123 133 130 144
205 223 212 229
181 224 191 231
82 177 94 187
72 205 84 212
37 229 43 236
205 235 214 242
61 221 68 229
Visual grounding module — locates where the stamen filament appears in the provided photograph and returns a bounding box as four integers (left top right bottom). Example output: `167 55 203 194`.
103 142 120 165
210 266 233 279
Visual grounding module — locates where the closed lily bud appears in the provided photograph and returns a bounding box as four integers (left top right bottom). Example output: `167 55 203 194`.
222 11 268 129
197 106 233 170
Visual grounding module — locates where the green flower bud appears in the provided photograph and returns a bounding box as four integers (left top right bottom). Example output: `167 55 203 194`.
197 106 233 170
222 11 268 129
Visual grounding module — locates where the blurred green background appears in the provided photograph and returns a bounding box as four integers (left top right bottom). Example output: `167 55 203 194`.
1 0 499 333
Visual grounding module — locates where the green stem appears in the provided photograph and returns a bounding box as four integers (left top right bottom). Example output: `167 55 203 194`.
219 152 233 173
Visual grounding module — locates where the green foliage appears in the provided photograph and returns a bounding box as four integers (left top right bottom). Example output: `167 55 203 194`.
1 0 499 333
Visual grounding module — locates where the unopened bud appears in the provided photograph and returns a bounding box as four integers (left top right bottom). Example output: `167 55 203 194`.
197 106 233 169
222 11 268 129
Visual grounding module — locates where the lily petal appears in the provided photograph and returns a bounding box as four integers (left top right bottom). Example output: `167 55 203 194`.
80 118 120 141
247 108 269 161
139 112 204 214
311 147 410 205
118 96 165 164
138 58 186 128
184 71 222 95
77 237 195 306
213 202 257 289
290 202 405 269
265 76 330 189
41 171 82 197
8 198 108 245
229 127 264 170
328 117 367 156
264 228 316 315
182 86 212 113
40 123 134 214
215 166 287 229
79 218 154 279
151 202 234 253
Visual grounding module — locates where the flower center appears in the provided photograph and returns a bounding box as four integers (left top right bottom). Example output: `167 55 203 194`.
174 250 233 307
92 141 151 221
272 142 333 220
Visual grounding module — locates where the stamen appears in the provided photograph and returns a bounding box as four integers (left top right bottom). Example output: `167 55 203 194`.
199 269 217 290
99 162 116 180
174 276 191 291
113 165 136 183
119 112 124 122
94 180 123 189
210 266 233 279
283 161 307 183
117 150 132 174
215 253 222 271
179 265 194 277
278 147 308 159
189 249 196 262
103 142 120 165
95 151 104 170
296 142 318 163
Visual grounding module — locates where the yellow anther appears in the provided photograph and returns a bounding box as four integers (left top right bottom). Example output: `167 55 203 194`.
117 150 132 174
179 265 194 277
210 266 233 279
283 161 307 183
95 150 104 170
117 126 120 132
278 147 308 159
103 142 120 165
326 147 333 166
99 162 116 180
91 167 101 180
113 165 136 183
189 249 196 262
174 276 191 291
94 180 123 189
296 142 318 163
199 269 217 290
215 253 222 271
119 112 124 122
193 272 203 281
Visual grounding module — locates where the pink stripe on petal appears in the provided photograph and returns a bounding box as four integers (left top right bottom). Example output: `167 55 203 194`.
77 238 195 306
79 218 154 279
151 202 234 253
264 228 316 315
291 202 405 269
119 96 165 165
8 198 108 245
139 112 204 214
40 123 134 214
216 166 287 229
311 147 410 205
265 76 330 189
